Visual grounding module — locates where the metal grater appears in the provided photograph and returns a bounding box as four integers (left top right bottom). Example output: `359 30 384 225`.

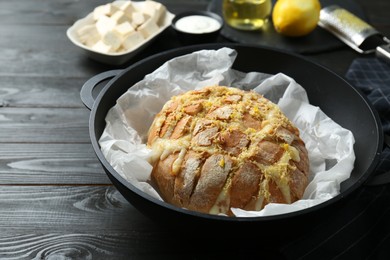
319 5 390 63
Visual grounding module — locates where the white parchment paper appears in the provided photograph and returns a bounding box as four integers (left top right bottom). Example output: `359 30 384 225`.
99 47 355 217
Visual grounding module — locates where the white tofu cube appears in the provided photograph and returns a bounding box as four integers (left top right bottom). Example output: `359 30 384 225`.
102 30 122 51
95 15 117 35
113 21 135 37
131 12 148 28
77 24 98 37
137 19 159 39
77 24 100 47
111 1 125 8
122 31 145 51
110 10 129 25
93 4 119 20
142 0 166 25
120 1 136 17
91 40 115 53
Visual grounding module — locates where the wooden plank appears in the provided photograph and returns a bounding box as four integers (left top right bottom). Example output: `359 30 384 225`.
0 107 90 143
0 76 87 108
0 233 284 259
0 233 254 259
0 143 109 184
0 0 109 25
0 186 149 233
0 184 259 259
0 233 191 260
0 24 113 78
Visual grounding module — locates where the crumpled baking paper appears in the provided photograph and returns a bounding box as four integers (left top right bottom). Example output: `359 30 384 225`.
99 47 355 217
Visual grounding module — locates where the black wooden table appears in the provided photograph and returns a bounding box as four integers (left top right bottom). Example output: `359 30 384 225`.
0 0 389 259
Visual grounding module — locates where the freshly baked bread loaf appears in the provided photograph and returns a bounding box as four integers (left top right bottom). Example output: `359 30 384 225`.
147 86 309 216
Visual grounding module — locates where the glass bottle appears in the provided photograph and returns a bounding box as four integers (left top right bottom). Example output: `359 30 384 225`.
222 0 272 31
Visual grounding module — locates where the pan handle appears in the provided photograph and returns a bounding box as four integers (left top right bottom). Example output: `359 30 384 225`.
80 70 122 110
365 134 390 186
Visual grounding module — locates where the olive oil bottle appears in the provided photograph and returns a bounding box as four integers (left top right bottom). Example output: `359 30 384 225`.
223 0 272 30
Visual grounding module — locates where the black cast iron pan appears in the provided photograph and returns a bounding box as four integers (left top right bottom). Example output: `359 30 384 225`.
81 43 387 240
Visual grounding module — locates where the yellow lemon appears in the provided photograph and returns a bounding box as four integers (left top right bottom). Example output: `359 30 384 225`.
272 0 321 37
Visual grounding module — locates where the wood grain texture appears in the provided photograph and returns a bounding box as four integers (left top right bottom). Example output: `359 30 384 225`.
0 143 108 184
0 0 112 25
0 107 90 143
0 186 152 232
0 234 189 260
0 233 286 260
0 76 87 108
0 24 112 78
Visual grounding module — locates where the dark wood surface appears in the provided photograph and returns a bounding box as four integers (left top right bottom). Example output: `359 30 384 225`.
0 0 389 259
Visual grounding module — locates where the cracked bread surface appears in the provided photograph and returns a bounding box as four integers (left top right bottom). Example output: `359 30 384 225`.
147 85 309 216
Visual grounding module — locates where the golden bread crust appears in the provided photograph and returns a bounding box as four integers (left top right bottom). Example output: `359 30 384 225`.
147 86 309 215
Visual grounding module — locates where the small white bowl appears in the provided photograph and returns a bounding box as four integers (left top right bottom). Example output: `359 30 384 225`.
66 1 175 66
171 11 223 45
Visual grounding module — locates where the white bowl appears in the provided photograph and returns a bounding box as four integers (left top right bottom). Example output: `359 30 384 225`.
66 1 175 66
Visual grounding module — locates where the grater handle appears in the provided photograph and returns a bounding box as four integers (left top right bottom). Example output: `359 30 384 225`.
376 44 390 64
